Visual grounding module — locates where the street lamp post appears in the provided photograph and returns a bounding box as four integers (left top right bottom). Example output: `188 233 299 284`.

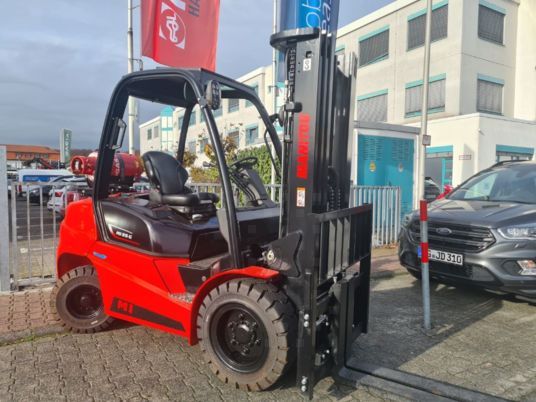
419 0 433 331
127 0 136 155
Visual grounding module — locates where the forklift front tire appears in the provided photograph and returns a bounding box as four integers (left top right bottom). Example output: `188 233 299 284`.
51 266 114 333
197 279 296 391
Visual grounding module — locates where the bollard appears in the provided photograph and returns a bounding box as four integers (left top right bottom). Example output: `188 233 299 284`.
420 199 431 330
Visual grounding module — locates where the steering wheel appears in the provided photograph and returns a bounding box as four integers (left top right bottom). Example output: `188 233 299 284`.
229 156 258 171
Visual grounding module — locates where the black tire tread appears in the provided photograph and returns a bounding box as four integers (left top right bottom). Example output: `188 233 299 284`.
51 265 114 334
197 279 296 391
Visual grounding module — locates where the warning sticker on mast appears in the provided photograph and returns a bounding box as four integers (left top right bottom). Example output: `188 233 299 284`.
141 0 220 71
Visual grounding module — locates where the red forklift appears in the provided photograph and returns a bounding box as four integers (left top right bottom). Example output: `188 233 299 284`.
52 26 504 401
53 25 371 396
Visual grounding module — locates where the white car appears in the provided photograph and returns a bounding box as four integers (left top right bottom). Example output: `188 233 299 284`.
47 177 90 217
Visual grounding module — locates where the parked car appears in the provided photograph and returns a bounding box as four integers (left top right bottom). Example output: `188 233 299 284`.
399 160 536 300
47 177 90 217
15 168 72 197
424 177 441 202
28 175 80 205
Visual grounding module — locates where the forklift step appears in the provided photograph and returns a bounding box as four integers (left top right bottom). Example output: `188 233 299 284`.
336 359 510 402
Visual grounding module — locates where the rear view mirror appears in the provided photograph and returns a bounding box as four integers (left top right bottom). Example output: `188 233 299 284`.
205 80 221 110
111 118 127 150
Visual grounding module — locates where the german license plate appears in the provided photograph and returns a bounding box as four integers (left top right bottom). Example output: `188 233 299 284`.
418 247 463 266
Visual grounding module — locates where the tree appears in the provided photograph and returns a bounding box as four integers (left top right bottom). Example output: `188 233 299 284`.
182 150 197 168
188 135 279 186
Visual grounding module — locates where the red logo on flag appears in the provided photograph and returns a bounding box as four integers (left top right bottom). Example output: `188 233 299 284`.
142 0 220 71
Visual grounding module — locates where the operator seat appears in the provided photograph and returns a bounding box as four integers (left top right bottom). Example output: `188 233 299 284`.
142 151 219 216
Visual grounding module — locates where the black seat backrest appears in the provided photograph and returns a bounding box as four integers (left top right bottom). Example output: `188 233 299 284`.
142 151 189 195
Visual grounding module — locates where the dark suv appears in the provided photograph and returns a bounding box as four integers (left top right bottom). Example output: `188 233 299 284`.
399 161 536 299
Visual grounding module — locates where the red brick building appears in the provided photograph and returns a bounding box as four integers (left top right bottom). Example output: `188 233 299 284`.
3 144 60 169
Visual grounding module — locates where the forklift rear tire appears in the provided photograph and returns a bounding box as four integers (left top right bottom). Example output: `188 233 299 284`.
197 279 296 391
51 266 114 333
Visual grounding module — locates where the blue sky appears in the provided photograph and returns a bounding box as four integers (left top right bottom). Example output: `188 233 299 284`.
0 0 393 149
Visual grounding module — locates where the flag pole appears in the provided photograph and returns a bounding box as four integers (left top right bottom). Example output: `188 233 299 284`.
127 0 136 155
270 0 278 200
419 0 433 331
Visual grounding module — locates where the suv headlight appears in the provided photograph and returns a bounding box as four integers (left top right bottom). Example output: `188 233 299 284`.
498 225 536 240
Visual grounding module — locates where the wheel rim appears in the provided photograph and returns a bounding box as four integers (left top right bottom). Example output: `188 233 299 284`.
210 303 269 374
65 285 103 320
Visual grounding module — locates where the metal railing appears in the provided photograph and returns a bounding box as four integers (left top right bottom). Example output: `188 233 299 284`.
1 177 401 290
350 186 401 247
189 183 401 246
7 182 67 290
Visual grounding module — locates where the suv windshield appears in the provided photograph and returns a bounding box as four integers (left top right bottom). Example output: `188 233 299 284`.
449 163 536 204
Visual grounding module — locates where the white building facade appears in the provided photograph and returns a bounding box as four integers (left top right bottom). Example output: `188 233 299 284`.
336 0 536 187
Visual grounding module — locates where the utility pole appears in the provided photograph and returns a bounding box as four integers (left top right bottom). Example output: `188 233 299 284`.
270 0 278 200
419 0 433 331
127 0 136 155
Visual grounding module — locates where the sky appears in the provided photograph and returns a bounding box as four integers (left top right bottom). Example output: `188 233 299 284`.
0 0 394 150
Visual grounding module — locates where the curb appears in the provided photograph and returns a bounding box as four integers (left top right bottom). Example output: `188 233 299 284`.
0 324 65 346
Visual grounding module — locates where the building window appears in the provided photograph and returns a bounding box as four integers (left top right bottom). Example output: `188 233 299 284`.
147 128 152 140
178 116 184 129
407 3 448 51
245 126 258 145
478 3 505 45
477 76 503 114
188 111 197 126
357 90 388 122
227 130 240 146
426 145 453 187
246 84 259 107
198 138 208 154
496 145 534 162
213 107 223 118
405 75 446 117
154 126 159 138
228 98 240 113
359 26 389 66
187 141 196 153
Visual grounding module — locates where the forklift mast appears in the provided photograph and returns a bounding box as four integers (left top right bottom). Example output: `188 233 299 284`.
269 28 373 397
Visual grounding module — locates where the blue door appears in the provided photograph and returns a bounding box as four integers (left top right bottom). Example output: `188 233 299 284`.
358 134 414 215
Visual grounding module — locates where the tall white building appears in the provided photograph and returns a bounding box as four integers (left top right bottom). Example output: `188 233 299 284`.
337 0 536 186
140 0 536 187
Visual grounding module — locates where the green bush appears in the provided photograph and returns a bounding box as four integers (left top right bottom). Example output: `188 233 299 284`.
236 145 280 185
189 139 279 185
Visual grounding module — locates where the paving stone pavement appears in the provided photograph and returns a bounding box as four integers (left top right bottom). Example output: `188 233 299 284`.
1 267 535 401
353 275 536 402
0 287 63 344
0 324 406 402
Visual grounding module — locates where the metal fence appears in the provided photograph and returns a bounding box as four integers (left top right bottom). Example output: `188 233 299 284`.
189 183 401 247
1 174 401 290
6 182 66 290
350 186 401 247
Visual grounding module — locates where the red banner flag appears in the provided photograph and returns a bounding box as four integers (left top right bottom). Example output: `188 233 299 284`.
141 0 220 71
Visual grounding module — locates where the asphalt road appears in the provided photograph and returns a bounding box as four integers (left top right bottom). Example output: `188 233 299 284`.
7 196 60 242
